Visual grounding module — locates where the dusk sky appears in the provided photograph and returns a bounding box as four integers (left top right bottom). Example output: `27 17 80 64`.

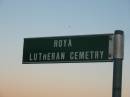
0 0 130 97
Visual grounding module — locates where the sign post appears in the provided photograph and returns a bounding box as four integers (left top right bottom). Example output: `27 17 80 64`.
112 30 124 97
22 30 124 97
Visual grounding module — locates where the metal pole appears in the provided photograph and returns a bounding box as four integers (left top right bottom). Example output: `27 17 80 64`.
112 30 124 97
112 59 123 97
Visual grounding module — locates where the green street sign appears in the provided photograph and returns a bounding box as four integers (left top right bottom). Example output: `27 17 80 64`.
22 34 114 64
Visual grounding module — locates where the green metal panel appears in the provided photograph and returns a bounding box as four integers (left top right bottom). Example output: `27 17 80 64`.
22 34 114 64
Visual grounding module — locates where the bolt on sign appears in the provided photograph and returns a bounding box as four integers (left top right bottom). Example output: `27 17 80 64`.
22 34 114 64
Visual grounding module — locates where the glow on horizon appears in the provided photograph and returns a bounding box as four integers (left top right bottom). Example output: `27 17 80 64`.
0 63 113 97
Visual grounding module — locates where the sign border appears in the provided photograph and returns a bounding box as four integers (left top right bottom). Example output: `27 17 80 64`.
22 33 114 64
